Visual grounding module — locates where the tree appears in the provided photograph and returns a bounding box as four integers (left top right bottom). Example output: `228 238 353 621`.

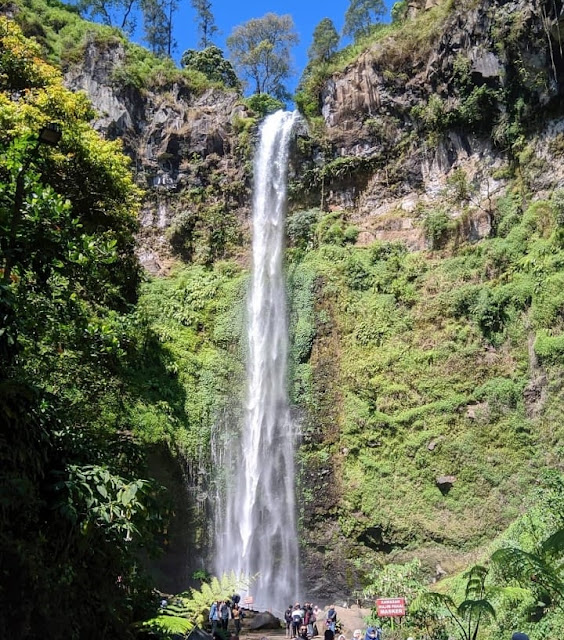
141 0 177 56
343 0 385 41
227 13 299 99
191 0 218 48
181 46 240 89
77 0 138 34
412 565 496 640
308 17 339 63
0 18 167 638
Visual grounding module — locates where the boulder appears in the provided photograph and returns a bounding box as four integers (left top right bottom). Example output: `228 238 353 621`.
249 612 282 630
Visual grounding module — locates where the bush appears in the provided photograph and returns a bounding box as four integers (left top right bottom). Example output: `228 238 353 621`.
244 93 285 117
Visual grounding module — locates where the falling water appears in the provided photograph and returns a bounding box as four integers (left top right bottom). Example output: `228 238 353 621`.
213 110 299 610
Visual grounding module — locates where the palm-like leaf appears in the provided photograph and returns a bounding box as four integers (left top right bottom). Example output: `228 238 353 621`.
142 614 192 635
457 598 496 621
491 546 564 596
541 528 564 558
411 591 457 611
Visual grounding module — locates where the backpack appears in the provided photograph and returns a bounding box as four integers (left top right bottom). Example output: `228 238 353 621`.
292 612 302 624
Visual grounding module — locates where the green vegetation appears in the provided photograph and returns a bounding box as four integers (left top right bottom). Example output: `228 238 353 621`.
7 0 238 93
0 17 166 637
227 12 299 99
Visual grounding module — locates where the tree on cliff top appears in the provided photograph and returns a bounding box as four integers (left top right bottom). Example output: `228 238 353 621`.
227 13 299 100
308 17 340 63
343 0 385 41
191 0 218 48
181 46 240 90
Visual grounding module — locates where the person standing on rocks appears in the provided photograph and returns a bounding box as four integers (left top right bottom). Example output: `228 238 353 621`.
220 600 230 630
209 600 220 634
326 605 337 633
285 605 293 638
232 604 242 636
292 603 304 637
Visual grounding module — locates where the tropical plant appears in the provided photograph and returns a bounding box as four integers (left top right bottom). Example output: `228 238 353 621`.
141 572 254 634
492 529 564 611
412 565 496 640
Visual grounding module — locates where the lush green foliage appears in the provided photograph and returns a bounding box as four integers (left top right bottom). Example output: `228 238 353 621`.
413 565 495 640
0 18 168 638
181 45 241 90
142 571 252 636
343 0 385 41
308 18 339 63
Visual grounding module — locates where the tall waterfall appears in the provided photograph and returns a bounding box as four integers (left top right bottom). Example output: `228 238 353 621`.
213 110 299 610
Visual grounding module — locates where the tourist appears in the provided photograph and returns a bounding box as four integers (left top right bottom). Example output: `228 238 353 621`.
326 605 337 633
232 604 242 635
324 628 335 640
299 625 309 640
284 605 293 638
337 634 346 640
220 600 230 630
352 629 362 640
304 602 314 637
209 600 220 634
364 627 376 640
292 603 304 637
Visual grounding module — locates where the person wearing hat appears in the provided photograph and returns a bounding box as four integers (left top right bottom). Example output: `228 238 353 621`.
511 634 529 640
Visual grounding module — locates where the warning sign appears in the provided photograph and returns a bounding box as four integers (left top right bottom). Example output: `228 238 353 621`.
376 598 406 617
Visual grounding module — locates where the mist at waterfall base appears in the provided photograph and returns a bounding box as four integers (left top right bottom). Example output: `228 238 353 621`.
213 111 300 612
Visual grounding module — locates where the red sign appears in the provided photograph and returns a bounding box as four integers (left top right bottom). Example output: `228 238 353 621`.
376 598 406 617
243 596 254 605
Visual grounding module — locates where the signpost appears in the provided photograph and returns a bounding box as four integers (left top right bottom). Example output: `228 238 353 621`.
375 598 406 617
375 598 406 632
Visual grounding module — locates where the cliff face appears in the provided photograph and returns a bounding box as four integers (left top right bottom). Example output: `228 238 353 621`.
55 0 564 602
293 0 564 599
64 37 252 274
295 0 564 251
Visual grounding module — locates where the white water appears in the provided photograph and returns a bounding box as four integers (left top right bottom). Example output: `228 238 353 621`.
213 110 299 610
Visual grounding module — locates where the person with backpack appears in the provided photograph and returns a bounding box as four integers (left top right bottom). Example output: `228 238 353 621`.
292 603 304 637
220 600 230 630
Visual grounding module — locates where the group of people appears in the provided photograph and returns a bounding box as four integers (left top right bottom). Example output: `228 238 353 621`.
209 599 244 636
284 602 322 638
284 603 382 640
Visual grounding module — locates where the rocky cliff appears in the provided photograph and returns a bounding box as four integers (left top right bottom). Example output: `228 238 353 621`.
30 0 564 602
64 35 253 274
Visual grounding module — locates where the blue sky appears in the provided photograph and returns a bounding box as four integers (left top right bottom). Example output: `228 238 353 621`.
169 0 394 94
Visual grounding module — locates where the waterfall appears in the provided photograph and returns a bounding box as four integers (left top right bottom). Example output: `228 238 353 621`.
213 110 299 611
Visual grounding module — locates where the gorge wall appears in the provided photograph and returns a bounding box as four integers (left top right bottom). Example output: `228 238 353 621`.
42 0 564 599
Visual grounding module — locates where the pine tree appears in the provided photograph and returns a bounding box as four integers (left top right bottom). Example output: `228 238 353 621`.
343 0 385 41
190 0 218 48
308 17 339 63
